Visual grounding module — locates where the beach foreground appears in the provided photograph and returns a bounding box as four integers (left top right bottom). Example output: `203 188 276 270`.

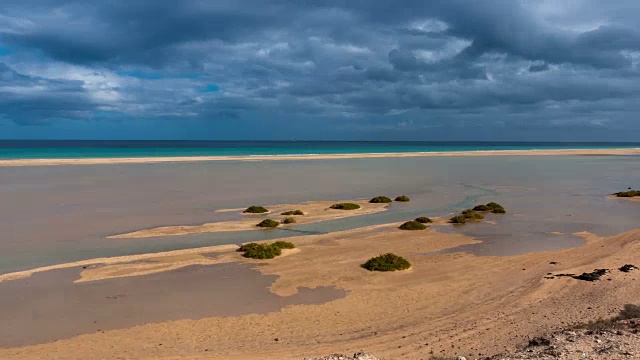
1 221 638 359
0 147 639 166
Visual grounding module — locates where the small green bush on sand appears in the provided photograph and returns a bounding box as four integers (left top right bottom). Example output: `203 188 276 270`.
272 241 295 249
237 241 296 259
330 203 361 210
415 216 433 224
361 253 411 272
256 219 280 228
449 214 468 224
399 220 428 230
243 205 269 214
237 243 262 252
369 196 392 203
473 202 506 214
242 244 281 259
395 195 410 202
281 217 297 224
450 209 484 224
281 210 304 215
614 190 640 197
462 209 485 220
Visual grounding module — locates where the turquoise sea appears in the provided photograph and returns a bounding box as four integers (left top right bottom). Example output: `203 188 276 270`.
1 140 639 159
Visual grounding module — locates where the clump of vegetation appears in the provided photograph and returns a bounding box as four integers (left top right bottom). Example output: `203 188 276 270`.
449 214 468 224
361 253 411 272
237 243 261 253
614 190 640 197
415 216 433 224
243 205 269 214
395 195 410 202
281 217 297 224
237 241 296 259
462 209 485 220
399 220 428 230
473 202 506 213
271 241 295 249
281 210 304 215
449 209 485 224
369 196 392 203
256 219 280 228
330 203 361 210
238 243 281 259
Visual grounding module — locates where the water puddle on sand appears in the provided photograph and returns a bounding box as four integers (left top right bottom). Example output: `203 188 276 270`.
0 262 346 348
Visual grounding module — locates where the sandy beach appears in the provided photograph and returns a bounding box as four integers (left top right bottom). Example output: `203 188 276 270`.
1 147 639 167
1 215 639 359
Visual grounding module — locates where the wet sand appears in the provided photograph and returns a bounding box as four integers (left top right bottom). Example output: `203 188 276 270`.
0 147 639 166
0 262 345 348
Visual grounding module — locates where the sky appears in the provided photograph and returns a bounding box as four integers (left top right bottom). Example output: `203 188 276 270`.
1 0 640 141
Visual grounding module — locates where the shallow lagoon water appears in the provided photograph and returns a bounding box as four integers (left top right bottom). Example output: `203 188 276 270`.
0 155 639 273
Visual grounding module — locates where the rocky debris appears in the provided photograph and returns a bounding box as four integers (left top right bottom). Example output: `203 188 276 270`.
304 319 640 360
574 268 608 281
545 269 609 281
483 318 640 359
619 264 637 273
303 351 379 360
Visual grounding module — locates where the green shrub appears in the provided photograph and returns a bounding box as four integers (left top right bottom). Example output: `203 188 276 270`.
237 241 295 259
256 219 280 228
415 216 433 224
449 214 468 224
242 244 282 259
472 204 490 211
486 202 506 213
462 209 485 220
243 205 269 214
395 195 410 202
281 210 304 215
237 243 262 252
450 209 486 224
473 202 506 213
330 203 361 210
399 220 428 230
272 241 295 249
614 190 640 197
361 253 411 272
281 217 297 224
369 196 392 203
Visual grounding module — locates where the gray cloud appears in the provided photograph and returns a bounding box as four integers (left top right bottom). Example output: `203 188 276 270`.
1 0 640 138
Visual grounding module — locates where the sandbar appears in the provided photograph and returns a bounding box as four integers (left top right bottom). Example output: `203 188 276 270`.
1 148 639 167
107 199 389 239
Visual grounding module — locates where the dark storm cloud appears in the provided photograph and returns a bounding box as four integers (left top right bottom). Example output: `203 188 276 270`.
1 0 640 138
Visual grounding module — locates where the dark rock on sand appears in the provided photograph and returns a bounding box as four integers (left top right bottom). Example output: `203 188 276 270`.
620 264 637 273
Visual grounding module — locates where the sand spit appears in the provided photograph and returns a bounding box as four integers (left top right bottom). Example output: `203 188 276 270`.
107 199 389 239
1 222 639 359
1 148 639 167
608 195 640 202
0 223 405 284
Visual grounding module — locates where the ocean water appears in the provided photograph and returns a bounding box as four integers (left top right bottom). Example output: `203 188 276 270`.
1 140 639 159
0 155 638 274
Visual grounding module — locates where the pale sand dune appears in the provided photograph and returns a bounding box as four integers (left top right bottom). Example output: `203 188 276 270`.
107 199 389 239
1 222 639 359
1 148 639 167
